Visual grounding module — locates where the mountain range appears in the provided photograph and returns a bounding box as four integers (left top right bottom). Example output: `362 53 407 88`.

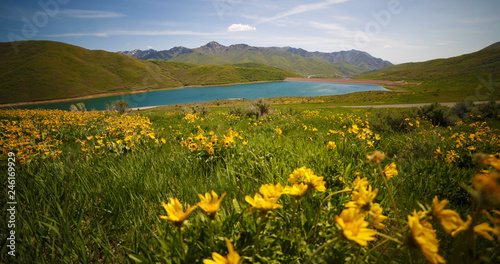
118 41 392 78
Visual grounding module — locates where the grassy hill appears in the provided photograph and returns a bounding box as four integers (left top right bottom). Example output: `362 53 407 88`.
0 41 300 104
356 42 500 101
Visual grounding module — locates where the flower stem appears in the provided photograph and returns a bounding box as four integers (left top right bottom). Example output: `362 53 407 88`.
306 237 338 264
289 199 299 233
253 215 265 263
377 165 402 228
210 220 215 249
352 246 361 264
308 189 352 239
178 227 186 261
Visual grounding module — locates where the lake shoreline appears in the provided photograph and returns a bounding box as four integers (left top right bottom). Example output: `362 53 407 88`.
0 80 281 108
284 77 415 86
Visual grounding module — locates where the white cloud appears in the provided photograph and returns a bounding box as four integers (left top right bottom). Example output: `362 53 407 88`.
147 45 154 49
59 9 126 19
255 0 350 24
384 45 393 49
308 21 355 38
227 24 256 32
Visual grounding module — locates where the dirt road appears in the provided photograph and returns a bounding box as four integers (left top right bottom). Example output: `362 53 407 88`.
339 101 499 108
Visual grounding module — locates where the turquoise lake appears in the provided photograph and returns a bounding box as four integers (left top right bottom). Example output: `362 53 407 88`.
7 81 387 110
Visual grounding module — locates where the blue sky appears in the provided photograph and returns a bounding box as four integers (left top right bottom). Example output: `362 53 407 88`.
1 0 499 64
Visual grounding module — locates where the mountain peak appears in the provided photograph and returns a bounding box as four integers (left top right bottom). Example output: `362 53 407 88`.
204 41 224 48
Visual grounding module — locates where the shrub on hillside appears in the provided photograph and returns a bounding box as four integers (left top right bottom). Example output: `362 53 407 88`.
254 98 271 117
369 108 419 133
181 105 211 115
419 102 459 127
452 100 474 119
477 100 499 118
228 98 271 118
69 102 87 112
105 99 130 114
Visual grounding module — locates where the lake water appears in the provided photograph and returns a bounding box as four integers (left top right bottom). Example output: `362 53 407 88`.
6 81 387 110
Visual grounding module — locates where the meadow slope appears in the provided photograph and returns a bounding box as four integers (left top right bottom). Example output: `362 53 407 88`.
1 100 499 263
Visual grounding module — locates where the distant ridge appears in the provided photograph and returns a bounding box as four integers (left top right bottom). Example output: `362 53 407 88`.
118 41 392 77
267 46 392 71
356 42 500 100
0 41 299 104
481 41 500 51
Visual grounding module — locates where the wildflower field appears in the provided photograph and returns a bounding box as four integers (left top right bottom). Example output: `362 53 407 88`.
1 101 500 263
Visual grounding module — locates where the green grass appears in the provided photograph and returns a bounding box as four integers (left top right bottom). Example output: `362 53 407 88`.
1 101 499 263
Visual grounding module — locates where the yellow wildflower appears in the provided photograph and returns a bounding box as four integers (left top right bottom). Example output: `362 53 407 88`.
349 124 359 134
434 147 442 159
195 134 207 143
474 222 500 241
287 166 326 192
478 155 500 170
408 211 446 264
350 176 369 191
346 184 379 212
383 162 398 180
160 198 198 228
259 183 283 200
245 193 282 214
210 135 218 145
221 139 231 148
431 196 471 237
197 190 226 220
283 183 308 200
366 150 385 164
203 239 241 264
327 141 337 150
445 150 459 163
369 203 388 229
335 208 377 246
189 143 199 151
472 170 500 208
205 145 215 155
467 145 476 151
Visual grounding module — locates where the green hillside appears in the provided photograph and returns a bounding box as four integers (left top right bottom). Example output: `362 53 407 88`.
356 42 500 100
0 41 299 104
167 42 359 77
